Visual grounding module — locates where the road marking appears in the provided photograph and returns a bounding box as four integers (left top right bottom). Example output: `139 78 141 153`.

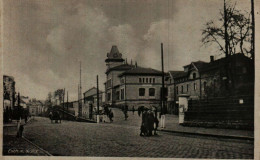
22 136 52 156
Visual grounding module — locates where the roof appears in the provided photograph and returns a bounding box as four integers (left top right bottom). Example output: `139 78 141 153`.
168 71 187 79
200 53 252 72
105 45 124 62
192 61 208 70
119 67 163 76
106 64 135 74
83 87 103 98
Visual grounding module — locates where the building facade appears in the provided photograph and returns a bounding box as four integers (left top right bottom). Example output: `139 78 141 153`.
167 54 254 114
3 75 16 110
104 46 166 110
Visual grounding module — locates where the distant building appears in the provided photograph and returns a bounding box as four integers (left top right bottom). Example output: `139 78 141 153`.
27 99 44 116
3 75 16 110
104 45 166 110
83 87 103 119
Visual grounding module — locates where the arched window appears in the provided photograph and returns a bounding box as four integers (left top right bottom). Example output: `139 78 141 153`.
149 88 155 96
203 81 207 91
139 88 145 96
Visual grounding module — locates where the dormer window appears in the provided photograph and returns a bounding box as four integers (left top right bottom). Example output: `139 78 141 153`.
193 73 196 79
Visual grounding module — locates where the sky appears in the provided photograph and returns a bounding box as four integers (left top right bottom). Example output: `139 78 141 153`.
2 0 251 101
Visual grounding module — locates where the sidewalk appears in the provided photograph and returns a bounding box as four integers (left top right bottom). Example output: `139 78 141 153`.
110 108 254 140
159 114 254 140
3 135 49 156
3 117 50 156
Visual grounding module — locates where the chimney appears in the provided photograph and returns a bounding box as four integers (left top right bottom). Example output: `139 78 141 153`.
210 56 214 62
135 61 137 68
131 59 133 65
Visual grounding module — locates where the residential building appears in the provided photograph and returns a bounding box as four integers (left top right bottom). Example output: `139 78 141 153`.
3 75 16 110
167 54 254 114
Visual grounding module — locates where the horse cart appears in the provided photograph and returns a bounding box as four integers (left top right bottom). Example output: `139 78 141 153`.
49 110 61 123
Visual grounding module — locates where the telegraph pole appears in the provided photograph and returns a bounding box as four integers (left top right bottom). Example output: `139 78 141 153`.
78 61 82 117
251 0 255 63
161 43 165 128
63 88 65 119
224 0 229 57
67 91 68 111
97 75 100 123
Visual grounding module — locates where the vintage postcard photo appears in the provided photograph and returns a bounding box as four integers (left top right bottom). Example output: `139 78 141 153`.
1 0 259 159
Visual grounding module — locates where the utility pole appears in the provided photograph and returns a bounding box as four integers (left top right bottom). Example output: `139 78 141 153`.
224 0 230 93
224 0 229 58
161 43 165 128
63 88 65 119
78 61 82 117
67 91 68 111
251 0 255 63
97 75 100 123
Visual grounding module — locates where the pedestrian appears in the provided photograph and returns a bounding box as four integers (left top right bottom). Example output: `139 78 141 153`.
140 108 148 136
154 115 159 135
132 106 135 115
109 109 113 122
147 110 155 136
124 105 128 120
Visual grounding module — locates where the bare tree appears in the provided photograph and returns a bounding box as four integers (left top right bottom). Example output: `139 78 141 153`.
202 2 252 58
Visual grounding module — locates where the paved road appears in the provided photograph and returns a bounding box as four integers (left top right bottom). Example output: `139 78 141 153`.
23 116 253 158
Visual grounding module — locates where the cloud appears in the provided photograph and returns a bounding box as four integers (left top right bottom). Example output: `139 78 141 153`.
3 0 251 101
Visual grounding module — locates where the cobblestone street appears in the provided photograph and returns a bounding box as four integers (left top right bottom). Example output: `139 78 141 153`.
22 116 254 158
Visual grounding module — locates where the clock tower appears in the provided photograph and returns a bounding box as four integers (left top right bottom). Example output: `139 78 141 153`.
105 45 125 69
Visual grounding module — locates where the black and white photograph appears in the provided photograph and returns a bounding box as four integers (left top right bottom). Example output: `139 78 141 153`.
1 0 259 159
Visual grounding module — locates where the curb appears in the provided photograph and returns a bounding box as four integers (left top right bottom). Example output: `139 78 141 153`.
158 129 254 141
22 136 52 156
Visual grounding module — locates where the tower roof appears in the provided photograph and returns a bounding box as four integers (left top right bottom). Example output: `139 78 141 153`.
105 45 124 63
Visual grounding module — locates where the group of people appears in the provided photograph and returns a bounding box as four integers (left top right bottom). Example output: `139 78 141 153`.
139 107 159 137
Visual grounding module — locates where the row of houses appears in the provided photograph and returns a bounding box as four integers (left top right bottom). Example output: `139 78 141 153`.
57 45 253 120
103 46 254 115
3 75 47 122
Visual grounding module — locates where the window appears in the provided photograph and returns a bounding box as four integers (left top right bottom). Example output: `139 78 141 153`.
107 79 112 88
139 88 145 96
194 83 197 90
149 78 152 83
149 88 155 96
121 89 125 100
146 78 148 83
181 86 184 93
187 84 189 92
116 91 120 100
203 82 207 91
139 78 142 83
153 78 155 83
193 73 196 79
143 78 145 83
176 86 178 95
107 93 111 101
